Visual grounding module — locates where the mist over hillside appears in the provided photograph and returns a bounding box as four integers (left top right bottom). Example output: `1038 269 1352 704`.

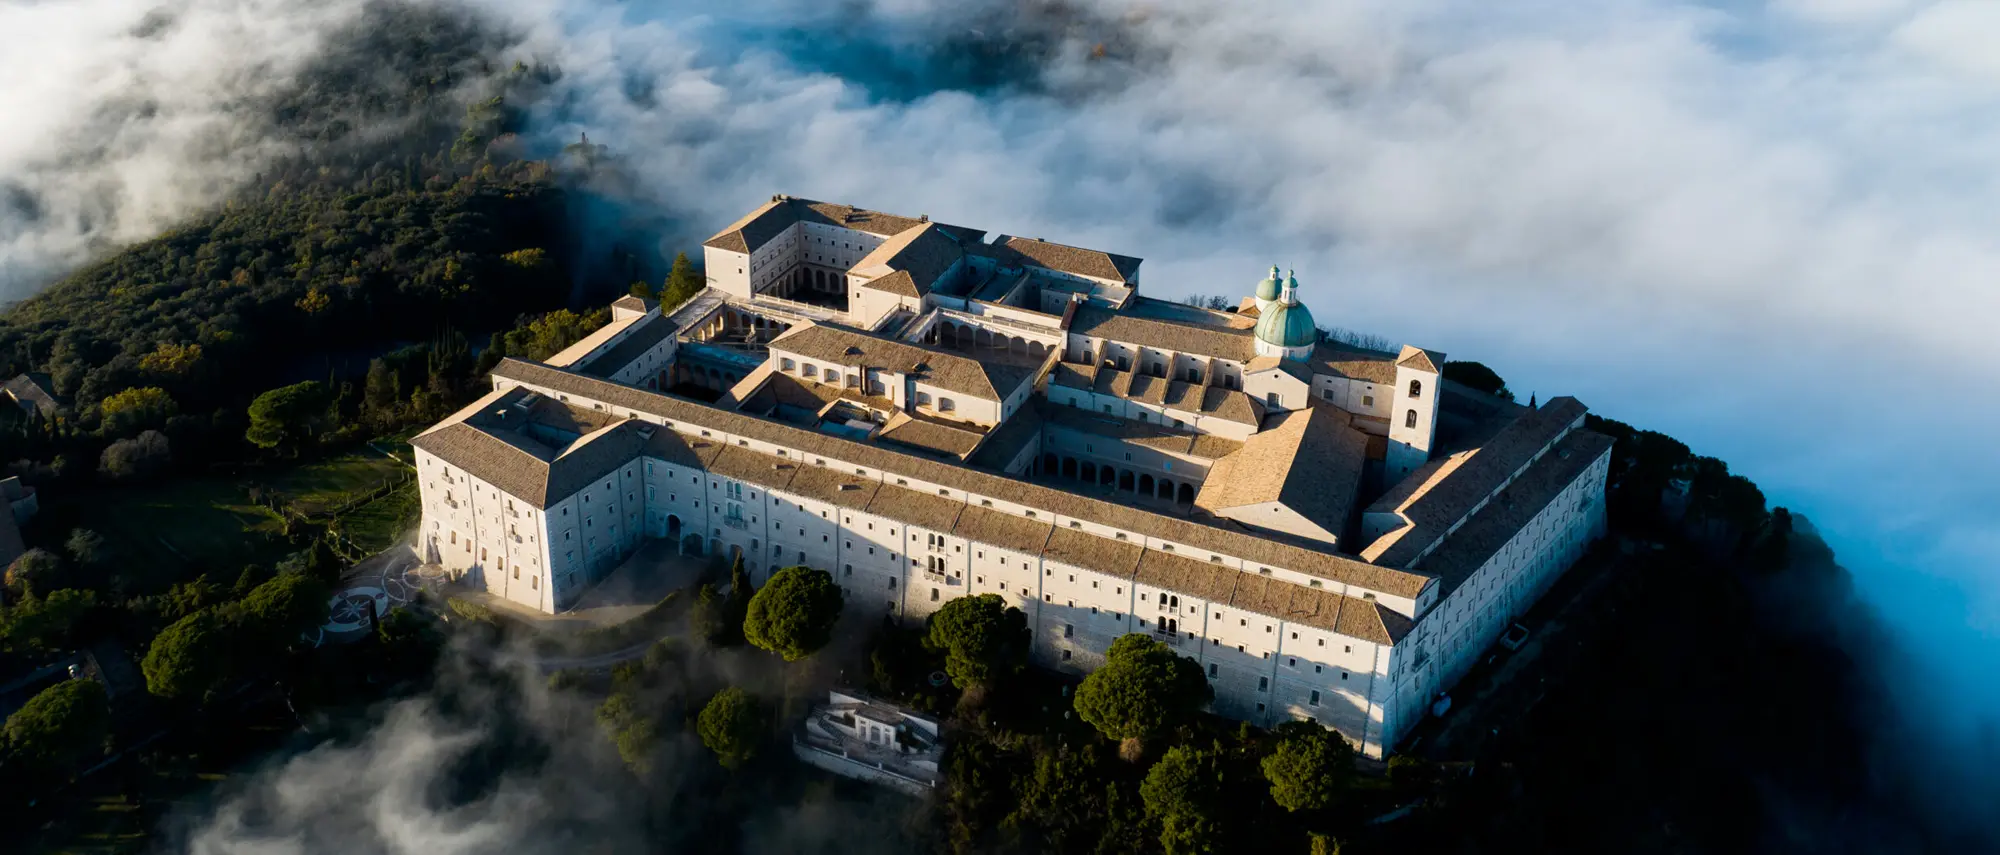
2 0 1997 851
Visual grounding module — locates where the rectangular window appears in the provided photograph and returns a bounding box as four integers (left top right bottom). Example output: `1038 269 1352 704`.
1208 663 1218 677
1257 677 1268 692
1309 691 1320 706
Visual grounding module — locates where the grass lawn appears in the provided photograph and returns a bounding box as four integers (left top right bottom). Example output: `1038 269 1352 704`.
42 480 290 593
369 425 425 466
342 481 419 553
257 450 408 517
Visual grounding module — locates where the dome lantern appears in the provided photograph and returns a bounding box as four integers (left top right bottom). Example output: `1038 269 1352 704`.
1253 268 1317 360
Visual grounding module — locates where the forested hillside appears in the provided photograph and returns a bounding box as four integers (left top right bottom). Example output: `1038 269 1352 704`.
0 1 576 424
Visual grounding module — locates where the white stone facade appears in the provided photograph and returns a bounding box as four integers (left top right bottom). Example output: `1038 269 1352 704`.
411 197 1614 758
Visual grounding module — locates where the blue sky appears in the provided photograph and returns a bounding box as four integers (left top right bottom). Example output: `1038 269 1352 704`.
2 0 1994 742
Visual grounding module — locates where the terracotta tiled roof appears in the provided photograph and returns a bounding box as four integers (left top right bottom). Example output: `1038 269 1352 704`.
1396 345 1443 374
704 444 801 489
1196 407 1368 536
866 483 965 533
853 223 965 297
770 323 1032 401
1134 549 1240 603
783 462 881 510
1415 429 1611 597
1311 342 1399 385
702 196 987 255
1048 362 1263 427
611 295 655 314
879 413 986 459
488 359 1437 601
1042 526 1143 577
411 394 651 510
1069 306 1257 362
952 504 1054 554
578 313 676 379
1364 397 1591 568
999 236 1140 283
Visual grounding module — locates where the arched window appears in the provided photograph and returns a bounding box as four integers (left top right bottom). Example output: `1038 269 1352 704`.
1405 409 1419 429
939 397 955 412
1409 379 1423 399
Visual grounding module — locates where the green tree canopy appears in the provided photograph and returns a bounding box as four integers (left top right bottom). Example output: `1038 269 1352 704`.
595 692 660 775
742 565 843 661
3 678 109 776
1 588 98 653
689 583 729 645
230 572 331 652
142 609 230 701
99 429 172 481
925 594 1029 690
696 686 764 770
98 386 177 436
1139 744 1227 855
1442 360 1512 401
1073 634 1212 743
3 548 63 598
65 528 107 567
659 252 702 308
245 381 330 451
502 308 609 362
1259 722 1356 812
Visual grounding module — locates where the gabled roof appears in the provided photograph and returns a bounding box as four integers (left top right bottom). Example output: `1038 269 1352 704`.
998 236 1141 283
1311 342 1399 386
578 313 677 379
702 196 982 255
3 373 62 414
1363 396 1590 567
769 323 1031 401
783 461 881 509
1396 345 1443 374
1415 429 1611 598
853 222 965 297
611 294 656 314
410 388 652 509
1068 306 1257 362
952 504 1053 555
489 358 1438 601
1196 406 1368 537
878 412 987 459
1042 526 1143 577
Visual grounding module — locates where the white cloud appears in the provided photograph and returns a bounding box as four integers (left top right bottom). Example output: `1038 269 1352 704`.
1895 0 2000 81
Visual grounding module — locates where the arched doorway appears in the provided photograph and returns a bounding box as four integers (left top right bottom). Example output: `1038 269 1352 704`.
1178 483 1195 505
1062 457 1078 479
1119 471 1135 491
1139 474 1155 495
1042 453 1059 474
1099 467 1116 487
666 514 682 538
1080 462 1097 483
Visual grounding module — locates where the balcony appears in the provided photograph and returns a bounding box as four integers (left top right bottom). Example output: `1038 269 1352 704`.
921 571 950 585
723 516 749 531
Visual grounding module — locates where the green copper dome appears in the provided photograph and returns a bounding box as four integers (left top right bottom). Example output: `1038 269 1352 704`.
1255 271 1317 349
1254 265 1282 302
